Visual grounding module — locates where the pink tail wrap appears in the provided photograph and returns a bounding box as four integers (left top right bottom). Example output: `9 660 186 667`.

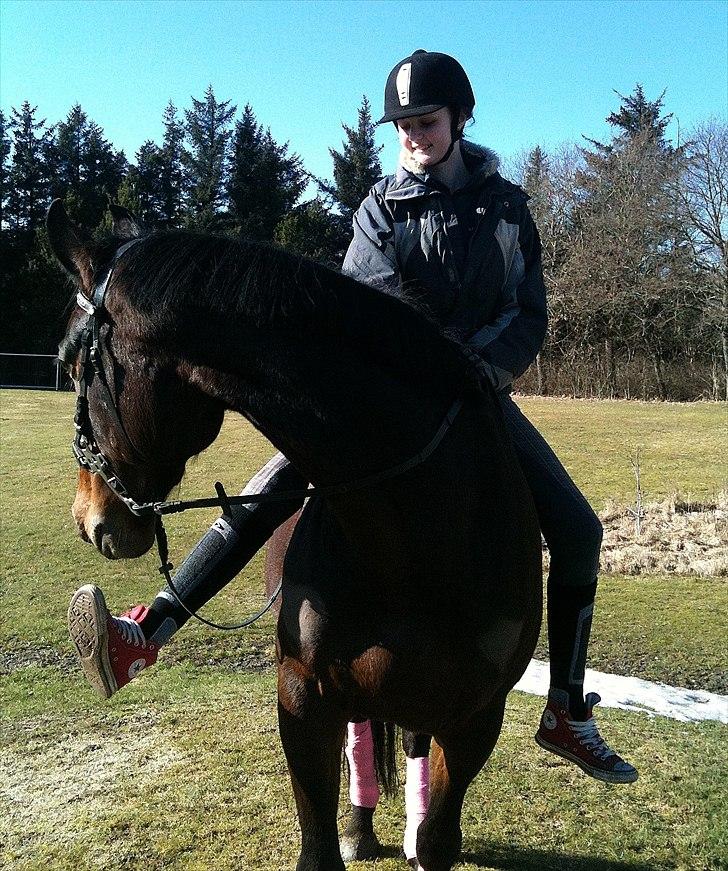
403 755 430 861
345 720 379 809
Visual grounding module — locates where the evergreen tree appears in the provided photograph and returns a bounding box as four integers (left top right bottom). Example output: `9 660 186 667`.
606 84 671 146
2 225 68 353
521 146 551 233
226 104 307 240
324 96 383 225
0 110 11 231
563 85 690 397
114 168 143 220
131 140 164 226
51 104 126 232
158 102 187 228
275 197 343 265
184 85 235 229
6 102 53 236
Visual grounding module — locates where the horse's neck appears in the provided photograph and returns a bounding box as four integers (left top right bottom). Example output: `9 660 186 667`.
188 321 459 487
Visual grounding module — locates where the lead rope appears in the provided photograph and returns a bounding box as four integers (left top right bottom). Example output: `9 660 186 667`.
154 516 282 631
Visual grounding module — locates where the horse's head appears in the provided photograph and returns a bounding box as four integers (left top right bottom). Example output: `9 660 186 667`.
48 200 225 559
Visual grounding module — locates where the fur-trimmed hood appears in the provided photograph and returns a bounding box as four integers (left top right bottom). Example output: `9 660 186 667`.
398 141 500 188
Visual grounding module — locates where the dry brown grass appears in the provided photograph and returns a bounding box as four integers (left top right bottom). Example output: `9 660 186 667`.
541 492 728 577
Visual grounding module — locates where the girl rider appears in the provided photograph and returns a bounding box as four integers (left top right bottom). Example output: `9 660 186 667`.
68 50 637 788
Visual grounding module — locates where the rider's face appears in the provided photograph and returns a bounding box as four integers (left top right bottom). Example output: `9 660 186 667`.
397 107 457 165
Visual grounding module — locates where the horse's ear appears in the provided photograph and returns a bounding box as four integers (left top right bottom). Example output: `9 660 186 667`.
108 203 146 240
46 199 93 286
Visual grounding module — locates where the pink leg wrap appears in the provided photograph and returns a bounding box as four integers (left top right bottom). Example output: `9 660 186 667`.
345 720 379 809
403 755 430 861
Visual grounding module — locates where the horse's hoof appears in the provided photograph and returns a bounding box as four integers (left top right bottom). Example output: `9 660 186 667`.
339 831 381 862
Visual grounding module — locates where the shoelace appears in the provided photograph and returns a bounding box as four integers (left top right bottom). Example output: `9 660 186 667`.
112 615 147 647
567 716 616 760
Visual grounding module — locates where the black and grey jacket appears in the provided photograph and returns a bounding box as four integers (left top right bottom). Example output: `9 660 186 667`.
342 142 547 391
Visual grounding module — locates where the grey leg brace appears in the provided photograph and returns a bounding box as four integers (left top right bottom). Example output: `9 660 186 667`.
142 453 306 645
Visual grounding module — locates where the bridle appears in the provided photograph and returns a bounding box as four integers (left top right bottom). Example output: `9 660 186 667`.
70 238 477 630
72 240 152 516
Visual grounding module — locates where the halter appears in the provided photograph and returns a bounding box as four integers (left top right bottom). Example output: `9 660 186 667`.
70 239 478 630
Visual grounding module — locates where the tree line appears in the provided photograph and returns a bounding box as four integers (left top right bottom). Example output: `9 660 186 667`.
1 84 725 400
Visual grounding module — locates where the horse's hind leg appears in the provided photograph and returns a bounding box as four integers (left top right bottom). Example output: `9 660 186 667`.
278 671 346 871
402 730 432 868
416 695 507 871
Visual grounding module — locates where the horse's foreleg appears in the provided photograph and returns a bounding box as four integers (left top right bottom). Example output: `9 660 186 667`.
416 696 507 871
340 719 382 862
278 668 346 871
402 730 432 867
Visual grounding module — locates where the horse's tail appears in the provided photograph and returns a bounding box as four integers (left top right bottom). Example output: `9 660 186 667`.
371 720 399 798
342 720 399 801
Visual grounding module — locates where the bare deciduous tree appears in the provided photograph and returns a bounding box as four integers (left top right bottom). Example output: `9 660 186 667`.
678 119 728 398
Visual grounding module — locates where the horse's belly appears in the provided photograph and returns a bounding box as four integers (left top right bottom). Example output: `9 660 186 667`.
279 598 528 730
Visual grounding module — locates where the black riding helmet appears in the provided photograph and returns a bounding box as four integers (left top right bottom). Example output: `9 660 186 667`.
379 50 475 166
379 49 475 124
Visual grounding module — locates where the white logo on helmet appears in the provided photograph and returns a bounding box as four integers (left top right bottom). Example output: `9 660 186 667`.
396 63 412 107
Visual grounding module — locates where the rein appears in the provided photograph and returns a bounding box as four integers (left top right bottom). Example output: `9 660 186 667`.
71 239 474 630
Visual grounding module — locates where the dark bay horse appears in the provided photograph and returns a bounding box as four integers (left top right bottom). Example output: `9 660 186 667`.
49 200 542 871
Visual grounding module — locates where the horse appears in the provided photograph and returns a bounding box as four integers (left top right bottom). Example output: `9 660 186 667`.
265 516 434 866
49 199 542 871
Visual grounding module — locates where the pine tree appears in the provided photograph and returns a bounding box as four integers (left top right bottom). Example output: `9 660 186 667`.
132 140 164 225
184 85 236 230
606 84 671 146
51 104 126 232
226 104 307 240
564 85 690 397
275 197 342 265
0 110 11 232
158 102 187 228
6 102 53 236
324 96 383 225
521 146 551 232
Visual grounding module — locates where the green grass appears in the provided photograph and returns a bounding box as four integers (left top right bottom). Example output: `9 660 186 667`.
516 396 727 508
1 389 727 870
2 669 726 871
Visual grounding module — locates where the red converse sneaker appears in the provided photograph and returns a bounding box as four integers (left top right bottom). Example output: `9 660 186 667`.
535 690 638 784
68 584 158 699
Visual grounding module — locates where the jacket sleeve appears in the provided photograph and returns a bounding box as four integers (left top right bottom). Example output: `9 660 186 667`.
342 187 400 294
466 204 547 392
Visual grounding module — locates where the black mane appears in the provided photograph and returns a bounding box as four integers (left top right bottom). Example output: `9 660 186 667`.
112 230 471 391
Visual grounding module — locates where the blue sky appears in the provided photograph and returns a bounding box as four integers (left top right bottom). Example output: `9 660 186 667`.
1 0 726 186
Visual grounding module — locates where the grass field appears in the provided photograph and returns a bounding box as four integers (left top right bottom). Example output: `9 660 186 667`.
1 390 727 870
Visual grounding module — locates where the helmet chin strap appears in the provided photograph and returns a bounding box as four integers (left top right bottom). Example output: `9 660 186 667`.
395 112 466 173
427 114 466 167
430 138 457 167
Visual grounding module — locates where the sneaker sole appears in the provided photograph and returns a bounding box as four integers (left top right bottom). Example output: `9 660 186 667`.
535 733 638 784
68 585 117 699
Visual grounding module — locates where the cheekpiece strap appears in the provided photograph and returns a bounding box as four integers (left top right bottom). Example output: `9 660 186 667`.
76 236 145 315
76 292 96 315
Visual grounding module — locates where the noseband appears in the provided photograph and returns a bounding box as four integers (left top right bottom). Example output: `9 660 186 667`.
70 239 478 629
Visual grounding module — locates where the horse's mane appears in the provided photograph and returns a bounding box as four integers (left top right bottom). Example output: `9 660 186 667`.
113 231 471 391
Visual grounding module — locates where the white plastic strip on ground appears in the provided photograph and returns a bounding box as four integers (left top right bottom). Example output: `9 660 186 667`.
514 659 728 724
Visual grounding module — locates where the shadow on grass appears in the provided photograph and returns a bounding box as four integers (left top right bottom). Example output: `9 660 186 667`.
462 842 660 870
